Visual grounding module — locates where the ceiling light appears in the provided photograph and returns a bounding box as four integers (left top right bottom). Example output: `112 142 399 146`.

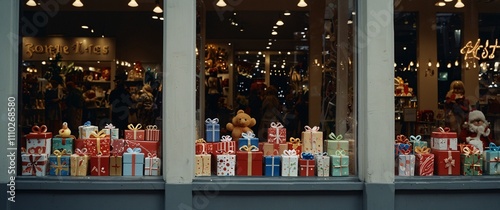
284 11 291 16
347 19 353 24
435 1 446 6
297 0 307 7
272 30 278 35
128 0 138 7
153 0 163 13
160 17 164 20
444 0 452 2
276 19 284 26
455 0 465 8
72 0 83 7
240 28 244 32
216 0 227 7
81 25 89 29
273 26 278 29
152 16 159 19
26 0 37 7
91 29 94 33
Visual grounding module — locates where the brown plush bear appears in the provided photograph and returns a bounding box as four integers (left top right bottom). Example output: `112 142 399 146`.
226 109 256 140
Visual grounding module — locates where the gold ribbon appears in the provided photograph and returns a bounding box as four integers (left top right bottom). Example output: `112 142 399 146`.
53 149 67 175
195 139 207 144
239 145 258 152
127 124 142 139
463 147 480 157
415 146 431 154
247 152 253 175
90 130 107 155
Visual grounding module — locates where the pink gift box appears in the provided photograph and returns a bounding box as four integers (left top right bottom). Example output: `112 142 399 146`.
267 122 286 144
145 125 161 141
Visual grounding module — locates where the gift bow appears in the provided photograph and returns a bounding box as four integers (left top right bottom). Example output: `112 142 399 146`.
90 130 107 138
328 132 343 141
74 148 89 156
53 149 68 156
395 135 409 144
289 137 301 144
241 131 255 139
239 145 258 152
146 125 158 130
463 147 481 156
148 152 157 158
397 144 412 155
301 152 314 160
270 122 284 129
105 123 115 129
128 123 142 130
304 125 320 132
195 138 207 144
221 135 232 142
205 118 219 124
31 125 48 133
283 149 297 156
84 121 91 126
335 150 347 156
436 127 451 133
126 147 142 153
410 135 422 142
489 143 500 151
215 149 235 155
415 146 431 154
444 156 455 168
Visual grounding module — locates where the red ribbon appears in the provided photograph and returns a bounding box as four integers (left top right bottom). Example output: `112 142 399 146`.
23 155 43 175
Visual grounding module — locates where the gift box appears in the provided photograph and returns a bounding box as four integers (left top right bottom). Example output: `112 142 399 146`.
331 150 349 176
414 146 434 176
301 126 323 154
288 137 302 155
83 130 111 156
263 143 288 156
216 135 236 154
267 122 286 144
110 156 123 176
195 154 211 176
458 143 474 153
125 124 145 141
430 127 457 151
299 153 315 177
123 148 144 176
78 121 99 139
264 156 281 176
238 131 259 149
409 135 427 153
21 154 48 176
52 136 74 154
26 125 52 155
460 147 483 176
195 139 215 155
316 153 330 177
145 154 161 176
484 143 500 175
125 140 160 157
49 150 70 176
103 123 119 140
145 125 161 141
397 154 415 176
214 152 236 176
205 118 220 142
70 149 90 176
110 139 127 156
433 150 460 176
90 155 110 176
236 145 263 176
281 150 299 177
325 132 349 155
395 143 412 157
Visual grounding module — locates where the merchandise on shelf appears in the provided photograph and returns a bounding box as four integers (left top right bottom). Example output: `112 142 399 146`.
414 146 434 176
123 148 145 176
90 155 110 176
430 127 458 151
205 118 220 143
281 149 299 177
325 132 349 155
264 156 281 177
301 125 323 154
70 148 90 176
48 149 70 176
331 150 349 176
299 153 315 177
125 123 145 141
236 145 263 176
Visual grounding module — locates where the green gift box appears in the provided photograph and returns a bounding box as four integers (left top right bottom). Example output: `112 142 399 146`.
325 132 349 155
52 137 74 154
409 135 427 154
460 150 483 176
330 150 349 176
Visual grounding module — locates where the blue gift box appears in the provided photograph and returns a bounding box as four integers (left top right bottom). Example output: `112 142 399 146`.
49 152 70 176
205 118 220 142
52 137 74 154
484 149 500 175
123 148 145 176
264 156 281 176
238 131 259 149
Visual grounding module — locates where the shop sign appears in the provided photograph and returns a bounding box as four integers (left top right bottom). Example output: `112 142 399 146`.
460 39 500 60
22 37 114 61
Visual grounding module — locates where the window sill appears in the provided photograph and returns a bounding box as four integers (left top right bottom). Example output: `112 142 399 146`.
15 176 165 190
395 176 500 190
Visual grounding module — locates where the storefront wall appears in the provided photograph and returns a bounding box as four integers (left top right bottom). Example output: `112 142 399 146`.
2 0 497 210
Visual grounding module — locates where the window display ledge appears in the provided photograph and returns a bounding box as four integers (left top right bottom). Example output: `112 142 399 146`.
193 177 363 191
395 176 500 190
15 176 165 190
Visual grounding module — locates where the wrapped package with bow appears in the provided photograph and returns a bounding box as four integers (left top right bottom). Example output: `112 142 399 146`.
414 146 434 176
109 155 122 176
26 125 52 155
432 149 460 176
315 152 330 177
145 125 161 141
460 147 483 176
267 122 286 144
409 135 427 153
484 143 500 175
264 156 281 176
52 136 74 154
213 150 236 176
236 145 263 176
430 127 457 151
394 134 411 157
21 153 48 176
78 121 98 139
195 153 211 176
90 154 110 176
195 138 214 155
397 148 415 176
125 124 145 141
301 126 323 154
299 152 315 177
331 150 349 176
83 130 111 156
262 142 288 156
205 118 220 142
281 149 299 177
110 139 127 156
102 123 119 140
123 148 144 176
216 135 236 154
287 137 302 155
49 149 70 176
71 148 89 176
325 132 348 155
145 153 161 176
126 140 161 158
238 131 259 149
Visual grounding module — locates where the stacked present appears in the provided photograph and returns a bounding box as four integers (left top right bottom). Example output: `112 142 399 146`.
123 123 161 176
325 133 349 176
431 127 460 176
484 143 500 175
22 125 52 176
394 135 415 176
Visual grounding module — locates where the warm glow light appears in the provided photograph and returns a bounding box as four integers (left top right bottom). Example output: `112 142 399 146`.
72 0 83 7
128 0 138 7
435 1 446 6
455 0 464 8
26 0 36 7
410 61 414 66
284 11 291 16
455 60 459 66
276 19 284 26
81 25 89 29
444 0 452 2
216 0 227 7
153 5 163 13
297 0 307 7
272 30 278 35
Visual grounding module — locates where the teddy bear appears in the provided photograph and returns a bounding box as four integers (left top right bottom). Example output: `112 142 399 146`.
226 109 256 140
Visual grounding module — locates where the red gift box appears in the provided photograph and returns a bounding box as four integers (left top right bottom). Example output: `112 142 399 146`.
110 139 126 156
236 150 263 176
145 125 161 141
267 122 286 144
415 153 434 176
125 124 145 140
288 138 302 155
299 159 315 176
125 140 160 157
216 137 236 153
433 150 460 176
83 133 111 156
90 155 110 176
